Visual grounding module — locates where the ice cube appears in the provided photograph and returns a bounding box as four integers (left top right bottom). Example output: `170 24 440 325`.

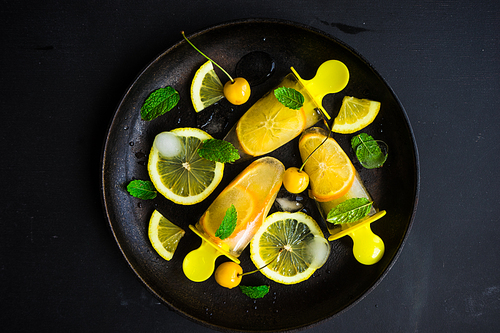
307 236 330 269
154 132 182 158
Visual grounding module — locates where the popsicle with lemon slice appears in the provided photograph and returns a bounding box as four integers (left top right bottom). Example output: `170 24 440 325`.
298 127 386 265
183 156 285 282
223 60 349 159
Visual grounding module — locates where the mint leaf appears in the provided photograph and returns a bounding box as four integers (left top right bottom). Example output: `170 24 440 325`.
198 139 240 163
274 87 304 110
239 285 270 299
351 133 388 169
141 86 180 121
215 205 237 240
326 198 372 224
126 180 157 200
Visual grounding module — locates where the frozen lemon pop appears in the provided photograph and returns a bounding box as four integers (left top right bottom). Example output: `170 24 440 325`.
224 60 349 159
183 156 285 282
298 127 386 265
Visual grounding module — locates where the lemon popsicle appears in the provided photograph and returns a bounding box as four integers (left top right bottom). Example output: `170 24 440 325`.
183 156 285 282
224 60 349 159
298 127 386 265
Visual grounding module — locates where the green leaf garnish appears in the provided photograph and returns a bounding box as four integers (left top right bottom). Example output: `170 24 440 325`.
198 139 240 163
351 133 388 169
215 205 237 240
274 87 304 110
126 180 157 200
326 198 372 225
140 86 180 121
239 285 270 299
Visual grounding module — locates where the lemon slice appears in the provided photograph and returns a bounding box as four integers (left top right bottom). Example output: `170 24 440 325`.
148 210 185 261
191 60 224 112
332 96 381 134
299 127 355 202
250 211 330 285
147 127 224 205
236 100 306 156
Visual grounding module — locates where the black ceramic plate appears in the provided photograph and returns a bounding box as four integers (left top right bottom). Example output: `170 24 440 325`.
101 19 419 332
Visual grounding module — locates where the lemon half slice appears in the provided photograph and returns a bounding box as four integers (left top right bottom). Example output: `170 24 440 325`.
199 185 257 244
332 96 381 134
147 127 224 205
250 211 330 285
299 127 355 202
148 210 185 261
236 101 306 156
191 60 224 112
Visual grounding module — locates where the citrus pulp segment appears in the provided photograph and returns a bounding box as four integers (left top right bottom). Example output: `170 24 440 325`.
299 127 355 202
235 100 306 156
250 211 329 285
148 210 185 261
191 60 225 112
331 96 381 134
200 185 257 244
147 127 224 205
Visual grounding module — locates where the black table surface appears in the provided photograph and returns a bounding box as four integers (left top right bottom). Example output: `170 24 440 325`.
1 1 499 332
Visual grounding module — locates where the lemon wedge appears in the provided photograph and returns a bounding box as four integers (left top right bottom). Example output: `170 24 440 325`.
190 60 224 112
148 210 185 261
332 96 381 134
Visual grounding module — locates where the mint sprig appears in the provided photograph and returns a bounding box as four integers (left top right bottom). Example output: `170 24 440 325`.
126 180 157 200
198 139 240 163
215 205 237 240
351 133 388 169
326 198 372 225
141 86 180 121
239 285 270 299
274 87 304 110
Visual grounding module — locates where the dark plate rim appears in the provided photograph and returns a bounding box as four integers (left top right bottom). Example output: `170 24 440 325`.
100 18 420 332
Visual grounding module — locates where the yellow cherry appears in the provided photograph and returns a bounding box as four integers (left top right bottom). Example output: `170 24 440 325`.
214 261 243 289
223 78 251 105
283 167 310 193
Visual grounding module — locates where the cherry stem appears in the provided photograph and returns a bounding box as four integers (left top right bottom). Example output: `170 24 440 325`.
181 31 234 83
298 114 332 172
238 248 284 277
